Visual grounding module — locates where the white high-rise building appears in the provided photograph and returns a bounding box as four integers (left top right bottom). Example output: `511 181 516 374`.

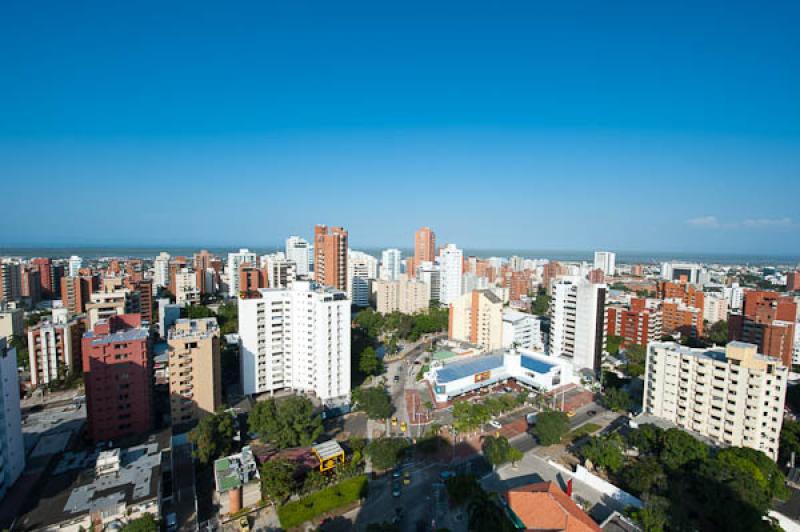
261 252 297 289
0 337 24 500
238 281 351 405
703 292 729 325
348 251 378 307
285 236 311 277
227 249 257 298
502 311 546 352
379 249 402 281
153 252 171 289
644 341 786 461
549 276 607 371
68 255 83 277
593 251 616 277
174 268 200 307
439 244 463 305
418 262 441 302
725 282 744 311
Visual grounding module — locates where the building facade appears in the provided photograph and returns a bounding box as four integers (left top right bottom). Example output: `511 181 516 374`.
0 338 24 500
379 248 402 281
449 290 503 350
412 227 436 278
285 236 311 277
643 341 786 460
549 277 607 372
168 318 222 426
438 243 463 305
238 281 351 405
348 250 378 307
502 310 546 351
28 316 85 387
372 278 431 315
227 249 257 298
593 251 616 277
82 314 152 441
314 225 348 291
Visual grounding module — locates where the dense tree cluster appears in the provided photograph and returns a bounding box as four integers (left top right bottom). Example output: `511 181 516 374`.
364 438 410 470
531 411 569 445
482 435 523 468
185 302 238 335
452 393 526 433
248 396 323 448
351 387 394 420
188 410 236 465
601 424 788 531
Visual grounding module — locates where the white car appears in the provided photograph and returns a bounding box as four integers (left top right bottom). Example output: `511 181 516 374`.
488 420 502 429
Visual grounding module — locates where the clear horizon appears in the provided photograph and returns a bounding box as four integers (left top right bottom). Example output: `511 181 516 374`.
2 1 799 254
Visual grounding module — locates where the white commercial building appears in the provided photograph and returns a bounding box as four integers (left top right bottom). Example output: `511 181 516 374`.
703 292 729 324
227 249 257 298
285 236 311 277
593 251 616 277
153 251 170 289
643 341 786 461
417 262 441 302
261 252 297 288
379 248 402 281
348 250 378 308
67 255 83 277
0 337 24 500
175 267 200 307
427 348 579 403
725 282 745 311
502 310 546 352
549 277 607 372
661 262 707 285
439 244 463 305
238 281 351 405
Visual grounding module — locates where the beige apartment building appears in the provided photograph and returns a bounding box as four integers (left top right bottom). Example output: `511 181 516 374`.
643 341 786 461
372 278 431 315
168 317 222 426
449 289 503 350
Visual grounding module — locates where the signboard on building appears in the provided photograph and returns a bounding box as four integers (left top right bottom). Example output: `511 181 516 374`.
475 370 491 383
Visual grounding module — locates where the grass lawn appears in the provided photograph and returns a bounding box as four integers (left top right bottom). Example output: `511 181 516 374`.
277 475 368 530
563 423 602 443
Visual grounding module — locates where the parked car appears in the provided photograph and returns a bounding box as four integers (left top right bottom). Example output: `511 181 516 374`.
526 413 538 425
587 410 597 417
566 411 577 418
488 420 502 429
403 471 411 485
394 375 400 383
392 480 402 497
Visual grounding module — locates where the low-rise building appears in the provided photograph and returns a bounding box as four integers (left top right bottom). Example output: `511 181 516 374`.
214 446 260 516
643 341 786 460
18 436 166 531
506 481 602 532
502 310 546 351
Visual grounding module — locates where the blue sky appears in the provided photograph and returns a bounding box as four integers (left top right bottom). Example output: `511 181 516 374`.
1 1 799 254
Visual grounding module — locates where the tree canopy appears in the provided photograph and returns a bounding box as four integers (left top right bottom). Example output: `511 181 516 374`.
365 438 410 470
248 397 323 448
188 411 236 465
601 387 632 412
623 344 646 378
482 435 523 468
121 514 158 532
260 458 297 503
705 320 729 346
580 434 624 473
532 411 569 446
352 387 394 420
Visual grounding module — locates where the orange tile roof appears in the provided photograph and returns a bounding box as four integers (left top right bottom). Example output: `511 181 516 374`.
507 481 602 532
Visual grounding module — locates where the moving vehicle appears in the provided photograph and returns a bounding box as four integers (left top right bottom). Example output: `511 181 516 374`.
400 422 407 432
392 480 402 497
391 417 398 426
392 468 402 479
587 410 597 417
566 411 576 418
394 375 400 383
403 471 411 485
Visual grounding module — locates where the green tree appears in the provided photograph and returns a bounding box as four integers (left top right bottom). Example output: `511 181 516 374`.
659 428 708 471
624 344 646 378
352 387 394 420
188 411 235 465
10 335 28 370
358 346 383 376
185 304 214 319
482 436 518 468
365 438 410 470
620 456 666 496
260 458 297 503
706 320 729 345
606 335 624 355
532 411 569 445
601 387 632 412
626 424 663 455
445 474 481 506
467 490 514 532
580 434 624 472
248 397 323 448
780 419 800 465
632 495 669 532
121 514 158 532
531 293 550 316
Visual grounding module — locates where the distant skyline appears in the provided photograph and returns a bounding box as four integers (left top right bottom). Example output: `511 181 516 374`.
2 1 799 254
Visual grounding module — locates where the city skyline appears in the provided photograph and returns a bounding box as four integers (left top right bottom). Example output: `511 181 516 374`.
2 1 799 254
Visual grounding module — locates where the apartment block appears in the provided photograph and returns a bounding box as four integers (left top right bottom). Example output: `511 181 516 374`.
729 291 797 367
411 227 436 278
643 341 786 461
175 267 200 306
28 315 85 386
549 277 607 372
372 278 431 315
314 225 348 291
439 244 463 305
788 271 800 292
593 251 616 277
82 314 152 442
0 337 24 500
0 262 22 302
379 248 402 281
262 253 297 289
0 303 23 341
227 249 257 298
606 298 662 348
60 274 100 315
348 250 378 308
502 310 546 351
285 236 311 277
168 318 222 426
238 281 350 405
449 290 503 350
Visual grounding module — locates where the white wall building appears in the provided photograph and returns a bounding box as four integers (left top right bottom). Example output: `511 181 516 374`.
175 268 200 307
348 251 378 307
261 252 297 289
227 249 257 298
0 337 24 500
68 255 83 277
417 263 441 303
238 281 351 405
379 248 402 281
439 244 463 305
725 282 745 311
153 252 170 289
593 251 616 277
643 341 786 461
703 293 729 324
285 236 311 277
502 310 546 352
661 262 707 285
549 277 607 372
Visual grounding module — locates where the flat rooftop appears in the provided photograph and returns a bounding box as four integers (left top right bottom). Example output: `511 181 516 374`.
84 327 149 345
436 353 504 383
